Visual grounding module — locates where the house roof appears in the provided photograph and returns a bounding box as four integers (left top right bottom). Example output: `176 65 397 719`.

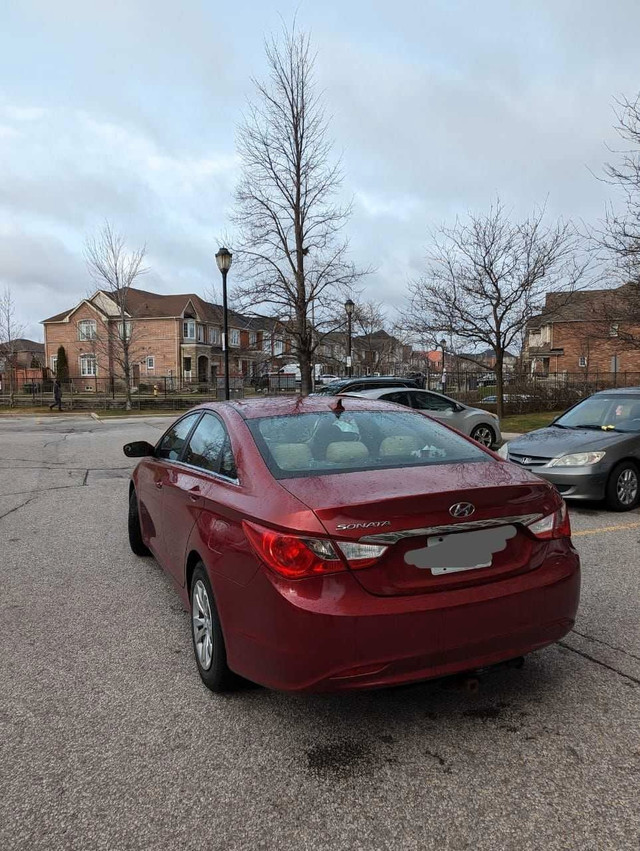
0 338 44 353
527 284 639 328
42 288 281 331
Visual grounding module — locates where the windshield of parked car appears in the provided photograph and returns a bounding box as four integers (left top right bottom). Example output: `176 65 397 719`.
247 410 489 478
555 395 640 433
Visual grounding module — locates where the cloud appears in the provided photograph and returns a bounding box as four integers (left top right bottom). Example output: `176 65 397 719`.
1 0 640 338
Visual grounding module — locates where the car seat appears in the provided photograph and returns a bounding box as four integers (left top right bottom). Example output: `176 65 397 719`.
325 441 369 464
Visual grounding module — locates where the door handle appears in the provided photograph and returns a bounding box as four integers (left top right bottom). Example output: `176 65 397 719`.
155 481 163 490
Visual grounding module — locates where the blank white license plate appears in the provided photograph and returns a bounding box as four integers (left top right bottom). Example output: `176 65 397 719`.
404 525 517 575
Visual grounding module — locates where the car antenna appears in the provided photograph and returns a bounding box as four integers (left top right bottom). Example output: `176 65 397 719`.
330 398 345 417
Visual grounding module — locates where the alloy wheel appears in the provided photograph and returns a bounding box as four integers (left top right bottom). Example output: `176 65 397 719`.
471 425 494 447
617 468 639 506
192 580 214 670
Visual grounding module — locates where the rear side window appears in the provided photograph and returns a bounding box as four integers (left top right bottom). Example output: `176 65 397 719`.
411 392 455 412
156 413 200 460
183 413 237 479
248 410 488 479
380 391 411 406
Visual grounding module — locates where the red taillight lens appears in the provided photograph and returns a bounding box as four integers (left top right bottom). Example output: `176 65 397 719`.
243 521 344 579
242 521 388 579
527 502 571 540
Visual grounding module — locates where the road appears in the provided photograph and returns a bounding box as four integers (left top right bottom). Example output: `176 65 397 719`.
1 414 639 851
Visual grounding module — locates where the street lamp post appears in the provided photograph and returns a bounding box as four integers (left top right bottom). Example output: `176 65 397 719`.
345 298 355 377
215 247 233 401
439 337 447 391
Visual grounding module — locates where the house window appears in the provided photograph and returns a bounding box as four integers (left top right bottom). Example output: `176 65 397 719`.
50 356 58 374
578 356 587 367
262 335 271 353
80 355 97 376
609 323 619 337
529 331 541 346
117 321 132 341
249 331 257 347
230 329 240 347
78 320 97 341
183 320 196 339
146 356 155 370
274 339 284 355
197 324 205 343
183 357 192 374
209 326 221 345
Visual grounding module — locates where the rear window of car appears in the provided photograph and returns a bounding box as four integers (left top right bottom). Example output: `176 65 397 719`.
247 410 489 479
315 379 415 395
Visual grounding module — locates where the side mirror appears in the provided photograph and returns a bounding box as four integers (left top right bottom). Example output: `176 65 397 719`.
123 441 155 458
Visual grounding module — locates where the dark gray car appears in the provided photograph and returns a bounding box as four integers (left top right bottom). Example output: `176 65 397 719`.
500 388 640 510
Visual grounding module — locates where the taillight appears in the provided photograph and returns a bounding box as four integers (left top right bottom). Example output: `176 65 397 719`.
526 502 571 540
242 521 387 579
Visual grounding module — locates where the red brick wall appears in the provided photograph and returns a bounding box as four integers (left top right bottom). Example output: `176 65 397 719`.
553 322 640 373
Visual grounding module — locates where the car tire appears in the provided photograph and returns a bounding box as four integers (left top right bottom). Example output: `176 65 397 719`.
190 564 236 693
605 462 640 512
128 490 151 556
470 424 496 448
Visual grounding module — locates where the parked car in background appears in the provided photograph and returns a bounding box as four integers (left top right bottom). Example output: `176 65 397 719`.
499 388 640 510
483 394 532 405
311 376 419 396
342 387 501 447
124 396 579 693
316 374 340 385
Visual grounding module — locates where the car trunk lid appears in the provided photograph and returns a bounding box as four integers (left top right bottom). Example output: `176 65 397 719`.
279 461 558 596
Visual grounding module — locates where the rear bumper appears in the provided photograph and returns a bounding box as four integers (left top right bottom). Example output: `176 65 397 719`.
214 546 580 692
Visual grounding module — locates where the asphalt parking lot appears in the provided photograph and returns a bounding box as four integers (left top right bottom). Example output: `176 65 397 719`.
1 414 639 851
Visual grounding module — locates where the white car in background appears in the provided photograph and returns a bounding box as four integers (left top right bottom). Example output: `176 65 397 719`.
341 386 502 447
316 373 340 385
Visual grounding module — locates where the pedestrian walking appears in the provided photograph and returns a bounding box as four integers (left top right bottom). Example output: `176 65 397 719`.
50 379 62 411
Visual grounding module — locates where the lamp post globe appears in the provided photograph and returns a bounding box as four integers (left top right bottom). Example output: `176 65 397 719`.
215 247 233 400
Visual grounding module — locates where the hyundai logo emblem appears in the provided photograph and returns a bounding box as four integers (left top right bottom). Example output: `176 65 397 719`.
449 502 475 518
521 457 533 465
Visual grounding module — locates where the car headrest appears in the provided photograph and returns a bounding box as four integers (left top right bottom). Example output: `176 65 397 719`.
379 435 421 457
325 441 369 464
271 443 312 470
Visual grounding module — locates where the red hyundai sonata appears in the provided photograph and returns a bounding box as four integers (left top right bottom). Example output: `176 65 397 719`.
124 396 580 693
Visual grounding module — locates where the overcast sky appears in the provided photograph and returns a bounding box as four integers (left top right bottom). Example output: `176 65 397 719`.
2 0 639 340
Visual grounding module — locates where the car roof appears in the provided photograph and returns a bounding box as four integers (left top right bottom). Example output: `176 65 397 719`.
195 395 410 420
342 386 416 398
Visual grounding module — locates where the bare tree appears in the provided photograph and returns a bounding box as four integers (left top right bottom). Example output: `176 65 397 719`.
351 300 399 373
231 24 365 395
595 94 640 344
85 222 148 410
0 286 26 405
404 199 591 418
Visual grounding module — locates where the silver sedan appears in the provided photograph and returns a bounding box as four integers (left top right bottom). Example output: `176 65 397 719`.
341 387 502 447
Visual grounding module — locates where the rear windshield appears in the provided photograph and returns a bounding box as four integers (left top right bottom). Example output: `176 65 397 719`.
247 410 489 479
314 382 349 395
314 379 414 395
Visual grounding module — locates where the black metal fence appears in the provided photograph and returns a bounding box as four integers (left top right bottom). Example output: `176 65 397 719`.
2 369 639 412
0 375 247 410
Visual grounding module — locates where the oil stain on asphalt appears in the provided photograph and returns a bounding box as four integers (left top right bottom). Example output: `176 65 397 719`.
306 740 372 780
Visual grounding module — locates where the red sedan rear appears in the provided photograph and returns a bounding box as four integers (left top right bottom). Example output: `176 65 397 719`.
124 396 580 693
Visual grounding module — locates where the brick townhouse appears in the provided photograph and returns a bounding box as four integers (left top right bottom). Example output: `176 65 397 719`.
42 288 292 386
524 284 640 375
